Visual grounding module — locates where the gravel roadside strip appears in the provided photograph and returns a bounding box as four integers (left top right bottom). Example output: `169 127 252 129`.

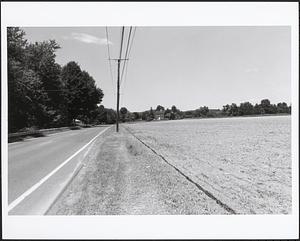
47 127 229 215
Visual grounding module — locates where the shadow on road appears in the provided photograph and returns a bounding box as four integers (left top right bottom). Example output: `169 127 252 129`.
8 132 46 143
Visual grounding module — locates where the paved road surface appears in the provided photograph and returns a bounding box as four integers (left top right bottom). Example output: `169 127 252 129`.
8 126 110 215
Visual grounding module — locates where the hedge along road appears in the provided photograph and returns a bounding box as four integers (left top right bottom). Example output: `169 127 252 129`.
7 125 111 215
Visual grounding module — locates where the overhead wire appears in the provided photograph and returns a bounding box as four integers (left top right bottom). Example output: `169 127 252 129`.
120 26 132 84
119 26 125 59
118 26 126 108
119 27 137 107
105 26 116 98
120 27 136 90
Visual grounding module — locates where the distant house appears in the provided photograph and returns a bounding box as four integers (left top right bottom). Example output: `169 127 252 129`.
154 110 164 120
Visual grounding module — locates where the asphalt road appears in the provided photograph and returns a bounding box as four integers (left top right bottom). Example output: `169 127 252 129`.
8 126 110 215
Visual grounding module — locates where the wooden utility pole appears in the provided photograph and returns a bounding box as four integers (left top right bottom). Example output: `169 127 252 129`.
116 59 121 132
116 26 125 132
111 26 130 132
111 57 128 132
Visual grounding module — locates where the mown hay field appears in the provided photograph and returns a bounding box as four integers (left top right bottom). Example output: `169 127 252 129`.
125 115 291 214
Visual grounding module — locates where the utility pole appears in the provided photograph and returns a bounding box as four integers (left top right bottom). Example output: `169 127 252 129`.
110 26 129 132
116 26 125 132
116 59 120 132
111 57 128 132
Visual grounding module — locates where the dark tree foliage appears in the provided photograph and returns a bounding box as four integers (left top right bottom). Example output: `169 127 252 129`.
239 102 254 116
277 102 289 113
8 27 49 132
199 106 209 116
148 107 155 121
171 105 177 113
94 105 116 124
7 27 104 132
156 105 165 112
120 107 128 122
132 112 141 120
220 99 290 117
60 62 104 125
169 112 176 120
141 111 149 120
120 98 291 124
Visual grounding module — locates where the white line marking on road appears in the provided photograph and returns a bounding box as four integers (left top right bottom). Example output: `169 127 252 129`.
8 126 111 212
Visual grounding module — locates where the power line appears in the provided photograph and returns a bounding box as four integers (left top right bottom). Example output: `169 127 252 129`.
119 27 125 59
120 27 137 90
105 27 116 97
120 26 132 84
119 27 137 109
128 27 137 61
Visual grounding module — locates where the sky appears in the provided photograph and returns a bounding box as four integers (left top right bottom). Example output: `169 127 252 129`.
22 26 291 112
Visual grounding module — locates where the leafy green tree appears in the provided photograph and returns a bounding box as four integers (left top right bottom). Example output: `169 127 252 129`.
276 102 289 113
229 103 239 116
169 112 175 120
254 103 264 114
26 41 63 104
120 107 128 122
132 112 140 120
260 99 277 114
163 108 171 119
199 106 209 116
79 71 104 123
61 61 104 124
222 104 230 116
141 111 149 120
106 109 117 124
171 105 177 113
148 107 155 121
25 40 67 127
7 27 50 131
7 27 27 63
156 105 165 112
61 61 83 123
239 102 254 115
184 110 194 118
8 28 104 131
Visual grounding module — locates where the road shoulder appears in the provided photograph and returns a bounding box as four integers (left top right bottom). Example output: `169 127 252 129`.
47 127 228 215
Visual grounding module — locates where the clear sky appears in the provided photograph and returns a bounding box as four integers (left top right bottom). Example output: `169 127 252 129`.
22 26 291 112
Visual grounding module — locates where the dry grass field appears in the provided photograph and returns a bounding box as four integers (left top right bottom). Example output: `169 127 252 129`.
125 115 291 214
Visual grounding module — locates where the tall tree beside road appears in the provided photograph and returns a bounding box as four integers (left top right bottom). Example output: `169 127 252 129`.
7 27 104 132
61 61 83 124
61 62 104 124
77 71 104 124
8 27 49 132
26 40 66 127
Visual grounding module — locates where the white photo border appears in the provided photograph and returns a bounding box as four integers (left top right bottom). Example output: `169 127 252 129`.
1 2 299 239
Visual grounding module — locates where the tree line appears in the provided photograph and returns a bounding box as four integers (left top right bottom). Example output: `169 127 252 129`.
8 27 104 133
111 99 291 123
8 28 291 131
